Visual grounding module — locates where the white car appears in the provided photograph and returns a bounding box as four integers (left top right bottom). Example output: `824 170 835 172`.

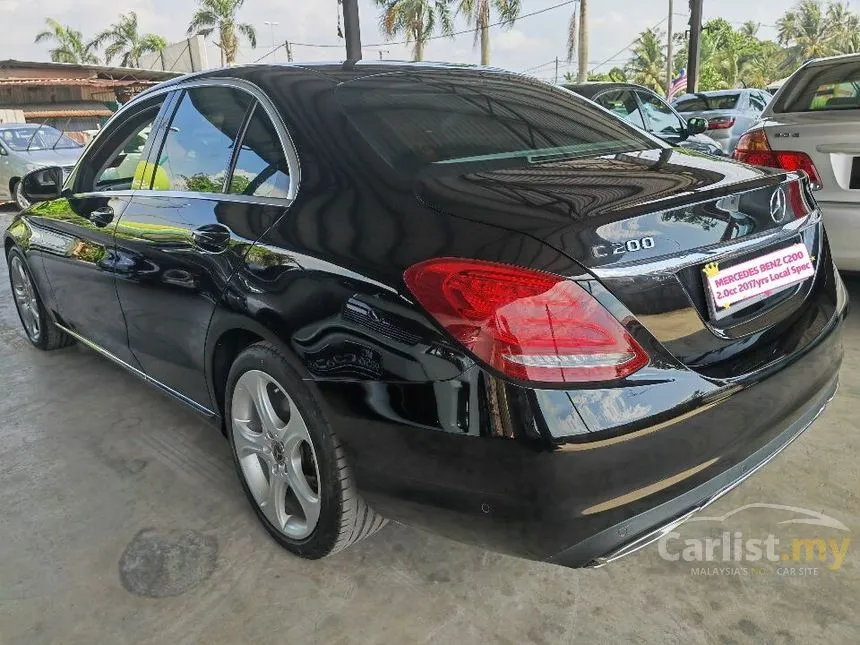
734 54 860 271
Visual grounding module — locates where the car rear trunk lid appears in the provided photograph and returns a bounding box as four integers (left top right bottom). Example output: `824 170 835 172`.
416 148 826 375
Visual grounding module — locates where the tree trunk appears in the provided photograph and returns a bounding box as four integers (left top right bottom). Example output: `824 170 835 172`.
480 3 490 65
415 37 425 61
577 0 589 82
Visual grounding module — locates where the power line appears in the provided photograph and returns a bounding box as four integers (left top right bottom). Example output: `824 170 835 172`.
589 16 668 73
253 0 578 63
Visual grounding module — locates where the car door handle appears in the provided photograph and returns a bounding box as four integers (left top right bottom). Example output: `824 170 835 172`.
191 224 231 253
89 206 114 227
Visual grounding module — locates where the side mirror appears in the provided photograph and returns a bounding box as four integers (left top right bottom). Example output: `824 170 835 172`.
21 166 64 204
686 117 709 136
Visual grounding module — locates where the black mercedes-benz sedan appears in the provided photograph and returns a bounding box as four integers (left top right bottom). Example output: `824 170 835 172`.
4 63 846 568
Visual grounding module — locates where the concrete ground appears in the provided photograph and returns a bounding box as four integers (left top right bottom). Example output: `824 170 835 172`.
0 208 858 645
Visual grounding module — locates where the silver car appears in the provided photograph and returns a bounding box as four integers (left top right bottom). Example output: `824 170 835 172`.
0 124 83 210
734 53 860 271
673 88 771 154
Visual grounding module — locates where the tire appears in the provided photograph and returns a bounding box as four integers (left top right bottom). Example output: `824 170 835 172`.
224 341 386 558
13 179 30 211
6 248 74 350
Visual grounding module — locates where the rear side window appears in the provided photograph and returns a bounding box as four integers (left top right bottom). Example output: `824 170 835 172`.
228 105 291 198
594 90 646 129
152 86 252 192
748 92 768 111
773 61 860 113
674 94 740 112
337 71 653 175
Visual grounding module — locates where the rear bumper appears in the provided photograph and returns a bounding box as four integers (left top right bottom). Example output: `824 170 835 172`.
819 200 860 271
315 257 846 569
552 372 838 567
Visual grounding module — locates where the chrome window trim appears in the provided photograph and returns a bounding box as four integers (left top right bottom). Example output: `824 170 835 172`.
75 76 301 205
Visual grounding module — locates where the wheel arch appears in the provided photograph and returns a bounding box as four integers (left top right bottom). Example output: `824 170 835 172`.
205 308 309 432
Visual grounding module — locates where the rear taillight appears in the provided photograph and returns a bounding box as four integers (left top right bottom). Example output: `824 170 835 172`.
403 258 649 384
707 116 736 130
733 129 823 189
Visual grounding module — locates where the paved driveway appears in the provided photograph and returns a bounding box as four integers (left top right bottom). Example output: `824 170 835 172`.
0 209 857 644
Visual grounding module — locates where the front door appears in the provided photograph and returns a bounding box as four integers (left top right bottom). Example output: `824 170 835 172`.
113 83 294 409
31 94 169 364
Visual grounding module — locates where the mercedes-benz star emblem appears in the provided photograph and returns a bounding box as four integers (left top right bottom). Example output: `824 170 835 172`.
770 187 787 223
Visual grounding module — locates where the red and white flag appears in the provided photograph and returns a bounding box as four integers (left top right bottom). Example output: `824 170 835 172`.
667 69 688 102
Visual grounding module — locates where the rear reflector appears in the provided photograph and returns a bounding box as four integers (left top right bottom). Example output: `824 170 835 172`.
733 129 823 189
707 116 736 130
403 258 649 384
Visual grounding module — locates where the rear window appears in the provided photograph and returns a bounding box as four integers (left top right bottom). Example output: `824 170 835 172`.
336 71 653 175
772 60 860 113
674 94 740 112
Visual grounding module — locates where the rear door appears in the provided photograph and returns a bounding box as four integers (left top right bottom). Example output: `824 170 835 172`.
113 80 295 409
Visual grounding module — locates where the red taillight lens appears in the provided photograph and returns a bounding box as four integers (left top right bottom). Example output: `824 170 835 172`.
733 129 823 189
403 258 649 383
707 116 736 130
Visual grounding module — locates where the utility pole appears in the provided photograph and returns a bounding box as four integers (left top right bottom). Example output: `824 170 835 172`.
285 41 293 62
554 56 559 84
687 0 703 93
341 0 362 63
665 0 674 97
265 21 279 62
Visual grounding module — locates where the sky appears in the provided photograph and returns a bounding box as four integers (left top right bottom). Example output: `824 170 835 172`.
1 0 857 79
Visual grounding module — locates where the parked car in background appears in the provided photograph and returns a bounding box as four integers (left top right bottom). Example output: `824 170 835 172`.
734 53 860 271
5 63 845 569
563 82 724 156
673 88 772 154
0 124 83 210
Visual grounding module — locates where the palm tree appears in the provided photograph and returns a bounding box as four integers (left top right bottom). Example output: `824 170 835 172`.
457 0 520 65
91 12 167 67
777 0 837 64
187 0 257 67
565 0 589 82
376 0 454 61
626 28 666 94
827 1 860 53
34 19 100 64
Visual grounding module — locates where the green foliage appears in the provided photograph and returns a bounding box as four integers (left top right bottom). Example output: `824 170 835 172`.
91 11 167 67
626 28 666 93
187 0 257 67
610 1 859 96
376 1 454 61
34 18 100 64
587 67 628 83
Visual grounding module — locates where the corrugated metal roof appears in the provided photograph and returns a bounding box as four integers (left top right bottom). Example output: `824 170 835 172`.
0 59 180 81
0 78 159 88
21 102 113 118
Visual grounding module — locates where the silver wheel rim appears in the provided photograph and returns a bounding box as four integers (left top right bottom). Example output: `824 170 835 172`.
231 370 321 540
15 181 30 210
9 255 40 342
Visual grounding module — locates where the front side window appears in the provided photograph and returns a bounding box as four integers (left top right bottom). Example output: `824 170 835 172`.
152 86 252 193
228 105 291 198
637 92 684 137
774 61 860 113
75 96 165 193
594 90 646 129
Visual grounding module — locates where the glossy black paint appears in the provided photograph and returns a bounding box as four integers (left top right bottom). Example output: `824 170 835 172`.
4 63 846 567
